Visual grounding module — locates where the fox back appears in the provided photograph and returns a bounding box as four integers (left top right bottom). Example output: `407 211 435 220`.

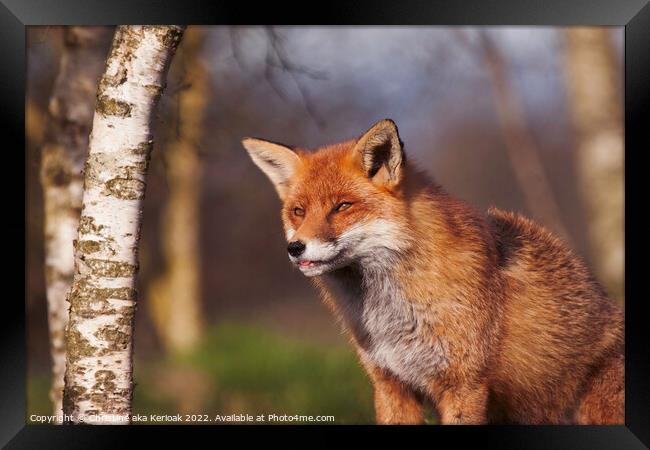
242 119 624 424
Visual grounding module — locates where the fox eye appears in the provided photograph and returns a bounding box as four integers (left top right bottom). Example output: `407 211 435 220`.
334 202 353 213
293 207 305 217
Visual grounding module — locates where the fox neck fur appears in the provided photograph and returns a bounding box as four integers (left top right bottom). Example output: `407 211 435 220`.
314 171 503 396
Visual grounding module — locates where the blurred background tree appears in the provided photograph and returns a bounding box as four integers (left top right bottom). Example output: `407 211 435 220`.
26 26 624 424
477 30 571 243
564 28 624 304
147 27 207 356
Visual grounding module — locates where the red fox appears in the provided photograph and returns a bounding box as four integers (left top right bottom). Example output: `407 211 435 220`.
242 119 624 425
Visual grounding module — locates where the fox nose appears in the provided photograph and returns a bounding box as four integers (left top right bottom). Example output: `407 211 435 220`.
287 241 306 257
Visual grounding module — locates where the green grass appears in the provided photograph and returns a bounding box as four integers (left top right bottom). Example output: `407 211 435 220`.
136 323 375 424
27 375 52 423
29 323 376 424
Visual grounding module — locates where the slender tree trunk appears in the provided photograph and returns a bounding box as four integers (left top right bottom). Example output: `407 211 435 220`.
479 32 571 243
149 28 206 354
63 25 185 424
27 97 47 148
564 28 624 303
40 27 112 421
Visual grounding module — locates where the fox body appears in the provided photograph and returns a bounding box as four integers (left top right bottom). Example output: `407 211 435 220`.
242 119 624 424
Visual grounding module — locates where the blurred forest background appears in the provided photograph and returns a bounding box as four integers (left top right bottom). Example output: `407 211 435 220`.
26 26 623 424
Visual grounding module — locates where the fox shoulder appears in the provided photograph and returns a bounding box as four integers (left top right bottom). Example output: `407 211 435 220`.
487 207 567 262
486 207 608 295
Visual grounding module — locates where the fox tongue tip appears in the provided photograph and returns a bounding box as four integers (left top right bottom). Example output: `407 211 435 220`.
300 260 315 268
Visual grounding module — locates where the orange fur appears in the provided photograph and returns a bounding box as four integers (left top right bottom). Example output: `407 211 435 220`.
243 119 624 425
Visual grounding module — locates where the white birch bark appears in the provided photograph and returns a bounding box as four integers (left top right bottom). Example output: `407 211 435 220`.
63 25 185 424
40 26 112 421
564 29 624 303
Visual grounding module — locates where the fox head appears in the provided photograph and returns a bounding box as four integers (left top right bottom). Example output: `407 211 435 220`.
242 119 412 277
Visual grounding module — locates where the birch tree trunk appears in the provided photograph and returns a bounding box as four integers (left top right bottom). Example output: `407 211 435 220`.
148 28 206 354
63 25 185 424
40 26 112 421
564 28 624 303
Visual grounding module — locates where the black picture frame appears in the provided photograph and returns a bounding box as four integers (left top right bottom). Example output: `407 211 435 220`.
5 0 649 447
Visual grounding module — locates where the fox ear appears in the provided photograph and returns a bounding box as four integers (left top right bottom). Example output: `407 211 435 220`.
353 119 405 188
242 138 301 199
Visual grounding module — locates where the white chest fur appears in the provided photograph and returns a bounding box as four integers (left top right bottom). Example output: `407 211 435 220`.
323 266 450 392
